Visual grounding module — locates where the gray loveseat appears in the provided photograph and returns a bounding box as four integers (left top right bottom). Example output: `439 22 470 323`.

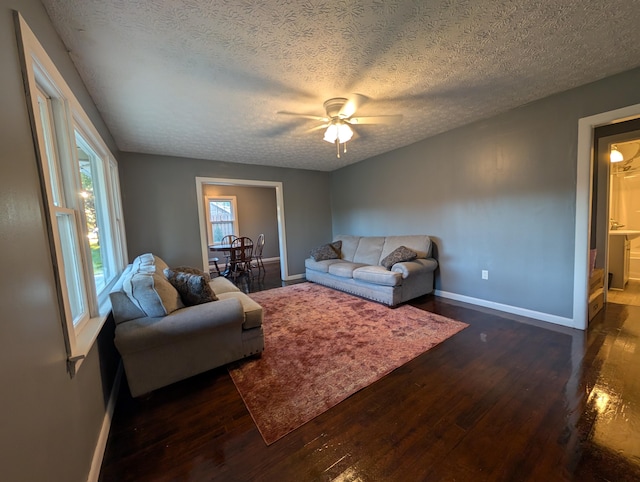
109 253 263 396
305 235 438 306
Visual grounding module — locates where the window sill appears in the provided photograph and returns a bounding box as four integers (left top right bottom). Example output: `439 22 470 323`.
67 297 112 377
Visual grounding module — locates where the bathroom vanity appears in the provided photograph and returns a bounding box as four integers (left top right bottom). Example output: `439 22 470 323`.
608 230 640 290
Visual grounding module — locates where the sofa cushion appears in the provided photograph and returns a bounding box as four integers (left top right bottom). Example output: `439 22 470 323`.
380 245 418 269
123 257 184 317
328 261 367 278
209 276 241 294
380 235 431 261
209 276 240 298
164 268 218 306
217 292 263 329
353 237 386 265
353 265 403 286
334 235 360 261
131 253 168 273
152 255 170 273
310 240 342 261
305 257 344 273
109 264 146 324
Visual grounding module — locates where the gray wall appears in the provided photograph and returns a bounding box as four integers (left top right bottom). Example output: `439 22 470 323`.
331 68 640 320
0 1 121 481
203 184 280 258
119 152 332 275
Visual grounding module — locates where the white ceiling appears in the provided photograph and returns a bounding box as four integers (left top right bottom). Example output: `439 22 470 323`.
41 0 640 172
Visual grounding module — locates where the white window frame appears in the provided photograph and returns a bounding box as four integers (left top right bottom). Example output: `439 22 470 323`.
15 13 127 375
206 196 239 245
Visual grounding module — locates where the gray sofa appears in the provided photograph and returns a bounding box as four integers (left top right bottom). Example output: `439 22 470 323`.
305 235 438 307
109 253 263 396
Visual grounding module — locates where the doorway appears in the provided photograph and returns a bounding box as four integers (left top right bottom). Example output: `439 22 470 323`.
575 103 640 329
195 177 293 281
599 133 640 306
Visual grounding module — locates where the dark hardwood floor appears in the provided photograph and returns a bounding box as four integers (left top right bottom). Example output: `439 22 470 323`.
99 262 640 481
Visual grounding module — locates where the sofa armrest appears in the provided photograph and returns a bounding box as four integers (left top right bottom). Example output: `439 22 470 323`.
391 258 438 278
115 297 244 354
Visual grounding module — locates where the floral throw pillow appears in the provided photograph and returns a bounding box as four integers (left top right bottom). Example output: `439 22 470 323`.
380 246 417 270
164 268 218 306
310 240 342 261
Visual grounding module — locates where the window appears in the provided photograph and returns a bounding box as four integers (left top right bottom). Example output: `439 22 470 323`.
207 196 239 245
17 14 127 375
75 129 118 296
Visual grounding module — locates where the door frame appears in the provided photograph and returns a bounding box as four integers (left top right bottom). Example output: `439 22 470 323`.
195 177 292 280
574 103 640 329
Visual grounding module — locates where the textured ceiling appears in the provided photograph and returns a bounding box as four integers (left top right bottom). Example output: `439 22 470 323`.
41 0 640 171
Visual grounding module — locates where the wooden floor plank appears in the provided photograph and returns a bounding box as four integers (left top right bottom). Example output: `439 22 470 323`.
99 265 640 481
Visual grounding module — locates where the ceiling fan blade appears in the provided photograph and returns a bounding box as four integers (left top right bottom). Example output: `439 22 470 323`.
305 124 330 133
349 114 403 125
277 111 328 121
339 94 368 118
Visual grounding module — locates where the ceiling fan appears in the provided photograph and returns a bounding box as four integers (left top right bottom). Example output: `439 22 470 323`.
277 94 403 158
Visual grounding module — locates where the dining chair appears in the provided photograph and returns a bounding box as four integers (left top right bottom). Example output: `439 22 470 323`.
209 252 222 277
229 236 254 279
215 234 238 276
252 233 265 273
220 234 237 246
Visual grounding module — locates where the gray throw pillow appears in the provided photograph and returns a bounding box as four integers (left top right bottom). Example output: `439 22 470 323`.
310 240 342 261
173 265 211 282
380 245 417 270
164 268 218 306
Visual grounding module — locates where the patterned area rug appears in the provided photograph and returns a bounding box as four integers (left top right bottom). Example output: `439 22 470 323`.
228 282 468 445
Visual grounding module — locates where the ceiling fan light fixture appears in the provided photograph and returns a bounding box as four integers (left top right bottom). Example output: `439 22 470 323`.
323 121 353 144
282 94 399 159
611 145 624 163
337 122 353 143
323 124 338 143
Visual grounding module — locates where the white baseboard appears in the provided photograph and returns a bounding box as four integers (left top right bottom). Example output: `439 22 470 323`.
87 362 123 482
434 289 576 329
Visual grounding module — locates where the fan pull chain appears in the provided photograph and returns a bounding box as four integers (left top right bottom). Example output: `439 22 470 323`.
335 141 349 158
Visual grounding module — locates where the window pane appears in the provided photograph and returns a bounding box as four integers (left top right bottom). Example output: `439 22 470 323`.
209 201 234 221
56 211 87 325
109 161 124 269
209 200 236 244
76 137 108 292
211 222 234 244
36 90 63 207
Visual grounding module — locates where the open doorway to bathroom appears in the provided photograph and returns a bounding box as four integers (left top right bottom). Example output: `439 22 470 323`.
607 137 640 306
593 119 640 307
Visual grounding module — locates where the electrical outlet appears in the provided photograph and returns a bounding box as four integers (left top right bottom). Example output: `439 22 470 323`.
482 270 489 280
